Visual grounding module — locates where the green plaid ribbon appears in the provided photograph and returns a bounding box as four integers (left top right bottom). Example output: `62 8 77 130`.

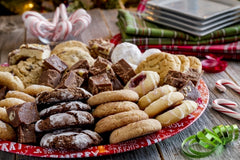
118 9 240 45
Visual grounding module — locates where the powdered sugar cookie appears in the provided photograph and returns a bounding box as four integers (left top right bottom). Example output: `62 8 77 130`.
140 49 161 62
124 71 160 97
111 42 142 70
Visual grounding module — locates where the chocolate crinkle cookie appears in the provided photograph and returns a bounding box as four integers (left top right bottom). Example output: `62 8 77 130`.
35 110 94 132
40 128 102 151
36 87 92 111
39 101 91 118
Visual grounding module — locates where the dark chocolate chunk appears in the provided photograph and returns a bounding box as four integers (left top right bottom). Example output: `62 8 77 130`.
89 56 115 80
164 77 187 90
112 59 136 84
179 80 200 101
39 69 62 88
7 102 40 127
0 86 8 100
57 71 84 89
39 101 91 118
112 77 123 90
88 73 113 95
43 54 68 73
17 123 36 144
36 87 92 111
69 59 89 71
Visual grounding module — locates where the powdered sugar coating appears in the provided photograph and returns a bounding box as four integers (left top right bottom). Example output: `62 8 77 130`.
35 111 94 132
40 129 102 150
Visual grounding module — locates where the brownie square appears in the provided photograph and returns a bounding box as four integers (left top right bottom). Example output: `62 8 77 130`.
17 123 36 144
88 73 113 95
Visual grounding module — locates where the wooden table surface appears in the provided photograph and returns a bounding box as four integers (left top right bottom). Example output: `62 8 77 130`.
0 9 240 160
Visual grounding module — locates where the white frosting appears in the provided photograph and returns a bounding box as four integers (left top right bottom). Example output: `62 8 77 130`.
111 42 142 69
140 49 161 62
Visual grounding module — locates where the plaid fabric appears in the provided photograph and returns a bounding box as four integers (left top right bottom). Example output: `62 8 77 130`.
118 9 240 45
137 0 148 13
110 34 240 60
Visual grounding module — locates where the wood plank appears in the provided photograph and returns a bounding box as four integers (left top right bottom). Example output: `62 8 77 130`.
79 9 112 44
16 145 161 160
101 9 120 37
0 151 15 160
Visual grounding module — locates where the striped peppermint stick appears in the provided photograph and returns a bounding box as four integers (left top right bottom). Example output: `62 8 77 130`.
212 99 240 120
215 79 240 94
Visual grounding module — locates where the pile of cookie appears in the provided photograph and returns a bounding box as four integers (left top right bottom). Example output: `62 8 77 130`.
88 89 162 144
0 39 203 151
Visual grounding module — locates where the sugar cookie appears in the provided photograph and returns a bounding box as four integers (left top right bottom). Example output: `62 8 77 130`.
156 100 198 127
0 71 25 91
0 98 25 108
92 101 139 118
144 92 184 118
0 120 16 141
5 90 35 102
24 84 54 97
87 89 139 106
109 119 162 144
138 85 177 110
95 110 148 133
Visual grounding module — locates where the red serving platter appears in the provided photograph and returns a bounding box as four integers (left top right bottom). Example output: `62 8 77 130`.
0 78 209 158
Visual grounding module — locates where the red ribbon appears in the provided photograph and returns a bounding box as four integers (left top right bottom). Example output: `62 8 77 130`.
201 54 227 73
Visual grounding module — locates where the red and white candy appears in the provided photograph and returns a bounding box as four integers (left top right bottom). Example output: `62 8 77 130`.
22 3 91 42
212 99 240 120
215 79 240 94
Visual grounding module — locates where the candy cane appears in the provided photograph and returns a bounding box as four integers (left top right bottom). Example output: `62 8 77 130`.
212 99 240 120
215 79 240 94
22 3 91 42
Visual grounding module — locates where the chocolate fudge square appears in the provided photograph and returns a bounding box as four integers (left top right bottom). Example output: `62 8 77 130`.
0 85 8 100
7 102 40 127
39 69 62 88
43 54 68 73
179 80 200 101
17 123 36 144
89 56 115 80
69 59 89 71
112 59 136 85
57 71 84 89
88 73 113 95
